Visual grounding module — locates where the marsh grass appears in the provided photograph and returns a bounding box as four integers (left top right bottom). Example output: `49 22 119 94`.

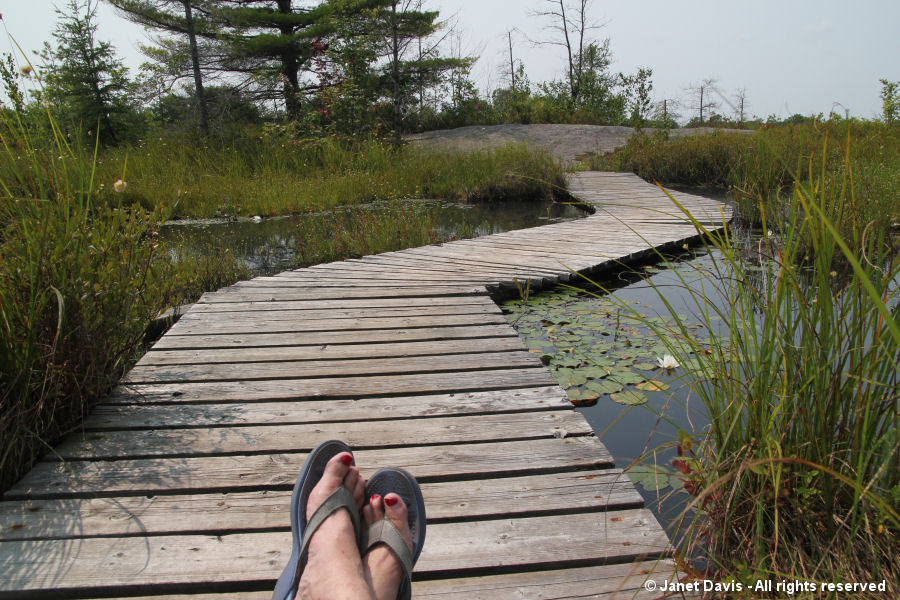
81 134 565 219
0 97 246 492
589 122 900 244
294 201 458 266
599 155 899 595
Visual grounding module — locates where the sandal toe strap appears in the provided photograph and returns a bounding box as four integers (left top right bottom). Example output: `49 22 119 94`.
363 518 414 578
299 485 360 560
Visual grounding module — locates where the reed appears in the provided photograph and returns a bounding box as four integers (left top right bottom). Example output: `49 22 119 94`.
0 95 246 492
78 134 565 219
605 148 899 595
589 121 900 244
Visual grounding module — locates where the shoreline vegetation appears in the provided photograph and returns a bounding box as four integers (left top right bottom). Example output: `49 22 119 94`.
580 119 899 597
588 120 900 245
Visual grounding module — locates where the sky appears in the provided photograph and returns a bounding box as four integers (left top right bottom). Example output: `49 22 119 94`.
2 0 898 121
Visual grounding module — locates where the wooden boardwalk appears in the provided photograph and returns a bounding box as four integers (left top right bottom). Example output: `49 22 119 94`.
0 172 731 599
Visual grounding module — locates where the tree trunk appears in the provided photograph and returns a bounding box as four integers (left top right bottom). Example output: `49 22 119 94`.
699 85 705 124
556 0 577 106
275 0 302 119
183 0 208 133
508 30 515 89
391 1 402 144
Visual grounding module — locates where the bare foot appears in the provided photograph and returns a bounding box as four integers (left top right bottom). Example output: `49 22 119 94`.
296 451 374 600
361 493 413 600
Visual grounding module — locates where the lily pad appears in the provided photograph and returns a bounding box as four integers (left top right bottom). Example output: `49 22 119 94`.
586 379 624 395
581 366 610 379
606 369 644 385
555 355 583 368
567 388 601 403
611 390 648 405
635 379 669 392
524 339 552 350
627 465 682 491
633 361 658 371
555 368 587 388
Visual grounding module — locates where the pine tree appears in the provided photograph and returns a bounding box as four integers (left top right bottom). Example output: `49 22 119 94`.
107 0 211 132
43 0 137 144
210 0 391 120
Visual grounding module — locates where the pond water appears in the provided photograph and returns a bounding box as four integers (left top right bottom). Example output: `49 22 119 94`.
501 246 733 536
159 197 586 276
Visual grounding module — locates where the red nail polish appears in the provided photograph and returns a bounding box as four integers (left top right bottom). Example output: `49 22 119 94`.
340 454 353 466
371 494 380 503
385 496 398 507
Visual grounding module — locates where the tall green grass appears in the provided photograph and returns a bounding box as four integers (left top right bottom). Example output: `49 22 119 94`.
611 154 899 594
70 134 565 219
589 121 900 244
294 201 455 266
0 102 245 493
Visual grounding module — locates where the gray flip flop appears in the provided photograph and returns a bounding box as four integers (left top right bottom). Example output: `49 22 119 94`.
273 440 360 600
362 468 426 600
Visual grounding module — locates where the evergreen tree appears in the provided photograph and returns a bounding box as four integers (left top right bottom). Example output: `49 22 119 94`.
43 0 138 144
211 0 391 120
311 0 469 137
107 0 212 132
374 0 463 140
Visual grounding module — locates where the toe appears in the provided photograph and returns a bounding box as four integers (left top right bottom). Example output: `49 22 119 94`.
383 493 412 554
306 451 353 520
367 494 384 523
344 466 366 509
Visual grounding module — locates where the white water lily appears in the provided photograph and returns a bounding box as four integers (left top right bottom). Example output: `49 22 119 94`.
657 354 679 370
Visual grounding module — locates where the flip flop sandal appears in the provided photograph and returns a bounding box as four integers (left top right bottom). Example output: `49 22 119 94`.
272 440 361 600
362 468 427 600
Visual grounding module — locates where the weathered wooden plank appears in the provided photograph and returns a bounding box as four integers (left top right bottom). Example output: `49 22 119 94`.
7 438 613 499
106 368 558 404
230 278 491 289
0 471 641 540
52 411 591 460
199 285 488 303
166 312 509 335
413 561 681 599
417 510 671 573
138 337 525 366
184 295 492 313
0 511 668 596
396 245 582 273
177 303 503 323
95 560 683 600
149 324 519 350
124 351 541 384
85 387 570 429
240 274 494 286
357 253 565 280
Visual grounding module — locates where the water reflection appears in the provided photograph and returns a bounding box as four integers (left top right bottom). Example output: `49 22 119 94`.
159 197 586 276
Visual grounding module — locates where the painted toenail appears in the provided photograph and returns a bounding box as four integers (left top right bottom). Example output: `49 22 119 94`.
371 494 380 503
384 496 398 507
340 454 353 466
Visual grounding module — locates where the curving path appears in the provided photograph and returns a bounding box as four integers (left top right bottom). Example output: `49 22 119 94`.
0 172 731 599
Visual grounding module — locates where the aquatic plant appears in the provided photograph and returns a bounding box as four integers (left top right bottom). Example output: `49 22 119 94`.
614 164 899 593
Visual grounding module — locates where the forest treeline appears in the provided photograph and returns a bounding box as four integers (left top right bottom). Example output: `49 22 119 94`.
2 0 749 146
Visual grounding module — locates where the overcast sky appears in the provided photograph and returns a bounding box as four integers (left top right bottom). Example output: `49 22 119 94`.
3 1 898 121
